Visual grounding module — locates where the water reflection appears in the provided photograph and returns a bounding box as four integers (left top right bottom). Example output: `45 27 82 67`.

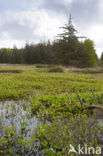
0 100 40 137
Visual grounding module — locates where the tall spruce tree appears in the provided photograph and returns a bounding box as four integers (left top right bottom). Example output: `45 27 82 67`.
58 14 78 41
56 14 98 67
57 14 79 66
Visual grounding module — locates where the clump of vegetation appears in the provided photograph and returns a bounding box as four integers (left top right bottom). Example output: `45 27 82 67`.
36 65 48 68
36 64 54 68
48 66 64 73
0 69 22 73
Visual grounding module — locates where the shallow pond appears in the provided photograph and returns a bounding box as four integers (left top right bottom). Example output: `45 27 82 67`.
0 101 40 133
0 100 41 155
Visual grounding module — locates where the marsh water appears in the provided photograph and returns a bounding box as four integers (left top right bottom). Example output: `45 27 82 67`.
0 100 103 130
0 101 40 136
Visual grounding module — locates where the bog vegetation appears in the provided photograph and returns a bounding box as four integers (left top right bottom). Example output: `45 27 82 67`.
0 65 103 155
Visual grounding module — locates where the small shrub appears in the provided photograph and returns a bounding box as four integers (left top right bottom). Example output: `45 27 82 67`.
48 66 64 73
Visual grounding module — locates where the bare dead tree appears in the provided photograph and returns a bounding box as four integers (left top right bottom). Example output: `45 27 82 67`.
91 89 98 105
73 88 83 105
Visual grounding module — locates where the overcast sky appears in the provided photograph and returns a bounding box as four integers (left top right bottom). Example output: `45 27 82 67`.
0 0 103 57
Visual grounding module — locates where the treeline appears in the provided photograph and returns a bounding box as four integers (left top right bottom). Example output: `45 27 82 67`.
0 39 98 67
0 15 99 67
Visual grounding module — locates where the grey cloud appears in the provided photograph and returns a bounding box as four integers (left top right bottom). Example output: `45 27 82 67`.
70 0 100 22
35 0 101 26
0 11 41 41
39 0 67 13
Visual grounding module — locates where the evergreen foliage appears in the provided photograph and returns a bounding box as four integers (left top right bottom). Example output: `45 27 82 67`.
0 15 98 67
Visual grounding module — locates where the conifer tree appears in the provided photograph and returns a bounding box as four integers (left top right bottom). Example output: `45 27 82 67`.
58 14 78 41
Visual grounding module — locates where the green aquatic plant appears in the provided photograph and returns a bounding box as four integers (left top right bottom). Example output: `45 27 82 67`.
34 114 103 155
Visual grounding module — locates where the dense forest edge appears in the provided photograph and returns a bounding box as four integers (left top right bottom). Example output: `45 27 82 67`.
0 15 102 67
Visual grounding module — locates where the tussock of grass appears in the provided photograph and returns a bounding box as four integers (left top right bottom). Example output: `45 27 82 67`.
0 69 22 73
48 66 64 73
35 64 52 68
